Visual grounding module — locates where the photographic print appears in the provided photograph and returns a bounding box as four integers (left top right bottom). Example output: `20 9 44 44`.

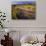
11 1 36 19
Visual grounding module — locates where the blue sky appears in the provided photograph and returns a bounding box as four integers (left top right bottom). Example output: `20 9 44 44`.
11 0 36 1
12 1 36 4
11 0 36 4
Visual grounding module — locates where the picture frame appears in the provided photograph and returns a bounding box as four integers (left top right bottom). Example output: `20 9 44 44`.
11 1 36 20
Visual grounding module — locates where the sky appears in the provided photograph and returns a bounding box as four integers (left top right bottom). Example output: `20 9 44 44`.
11 0 36 1
11 0 36 4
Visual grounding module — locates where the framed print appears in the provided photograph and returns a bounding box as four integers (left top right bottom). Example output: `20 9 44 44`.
11 1 36 20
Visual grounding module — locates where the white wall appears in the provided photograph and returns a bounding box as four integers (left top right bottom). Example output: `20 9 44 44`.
0 0 46 28
0 1 46 46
